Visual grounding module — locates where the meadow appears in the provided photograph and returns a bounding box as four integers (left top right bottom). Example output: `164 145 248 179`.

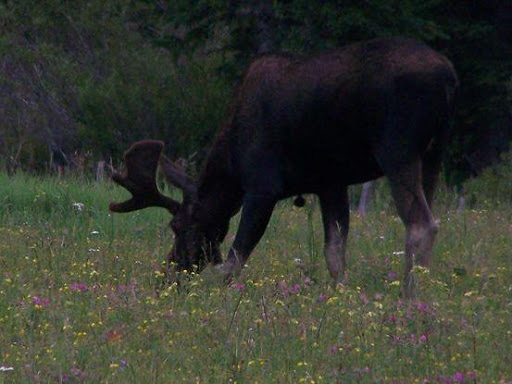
0 158 510 383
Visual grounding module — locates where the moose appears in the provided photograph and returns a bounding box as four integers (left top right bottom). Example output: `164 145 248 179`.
109 37 458 297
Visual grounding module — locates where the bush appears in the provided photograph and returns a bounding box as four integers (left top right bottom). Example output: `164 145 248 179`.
76 52 231 161
462 150 512 207
0 0 232 174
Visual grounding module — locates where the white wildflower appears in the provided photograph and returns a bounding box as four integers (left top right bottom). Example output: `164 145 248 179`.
72 202 85 212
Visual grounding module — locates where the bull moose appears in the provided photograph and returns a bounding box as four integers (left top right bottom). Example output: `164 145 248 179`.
109 37 458 297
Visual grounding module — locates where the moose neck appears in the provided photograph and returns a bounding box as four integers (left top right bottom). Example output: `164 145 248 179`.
196 130 242 242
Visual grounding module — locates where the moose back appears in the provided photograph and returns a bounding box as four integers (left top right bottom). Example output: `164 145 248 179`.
109 37 458 297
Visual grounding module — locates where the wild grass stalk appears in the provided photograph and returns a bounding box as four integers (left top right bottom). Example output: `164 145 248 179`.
0 159 510 382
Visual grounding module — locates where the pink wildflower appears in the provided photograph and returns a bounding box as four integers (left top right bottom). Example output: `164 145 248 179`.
70 283 89 292
32 296 50 307
318 293 328 302
234 283 246 292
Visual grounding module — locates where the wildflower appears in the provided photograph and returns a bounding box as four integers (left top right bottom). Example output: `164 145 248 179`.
72 202 84 212
388 271 398 280
290 283 301 295
234 283 246 292
420 334 428 343
90 230 99 235
278 280 300 297
452 372 464 383
415 301 434 314
69 283 89 292
32 296 50 308
318 293 328 302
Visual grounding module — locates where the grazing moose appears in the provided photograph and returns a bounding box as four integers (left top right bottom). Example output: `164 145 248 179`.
109 37 458 297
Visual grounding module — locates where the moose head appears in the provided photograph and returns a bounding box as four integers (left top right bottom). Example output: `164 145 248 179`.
109 140 229 276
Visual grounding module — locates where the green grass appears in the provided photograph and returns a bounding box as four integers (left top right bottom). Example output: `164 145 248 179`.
0 168 510 383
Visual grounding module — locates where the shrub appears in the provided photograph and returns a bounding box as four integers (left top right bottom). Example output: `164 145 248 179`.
462 150 512 207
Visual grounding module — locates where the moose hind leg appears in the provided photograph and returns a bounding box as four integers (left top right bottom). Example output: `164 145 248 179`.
421 131 447 209
386 159 438 297
319 187 350 285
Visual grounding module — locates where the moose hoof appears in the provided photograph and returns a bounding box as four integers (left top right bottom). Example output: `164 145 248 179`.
213 262 242 285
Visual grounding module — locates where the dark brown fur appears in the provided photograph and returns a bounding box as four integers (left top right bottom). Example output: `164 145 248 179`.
110 37 458 297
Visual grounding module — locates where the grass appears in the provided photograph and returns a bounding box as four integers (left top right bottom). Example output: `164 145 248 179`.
0 165 511 383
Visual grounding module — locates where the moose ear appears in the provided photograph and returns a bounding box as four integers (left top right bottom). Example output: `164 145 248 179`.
160 156 197 198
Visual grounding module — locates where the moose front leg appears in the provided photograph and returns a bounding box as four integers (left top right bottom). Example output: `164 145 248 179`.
220 195 277 282
319 187 350 285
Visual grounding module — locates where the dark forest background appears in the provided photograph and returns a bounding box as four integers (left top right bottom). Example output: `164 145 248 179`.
1 0 511 184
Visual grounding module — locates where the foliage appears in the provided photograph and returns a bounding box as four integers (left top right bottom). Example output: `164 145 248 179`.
129 0 512 180
0 0 231 172
0 170 510 382
462 150 512 208
0 0 510 179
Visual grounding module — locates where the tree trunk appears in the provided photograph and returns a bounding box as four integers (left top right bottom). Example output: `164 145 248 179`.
96 161 105 182
357 181 374 217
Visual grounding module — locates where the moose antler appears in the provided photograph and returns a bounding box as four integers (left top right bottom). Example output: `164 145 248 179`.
109 140 181 215
160 156 197 197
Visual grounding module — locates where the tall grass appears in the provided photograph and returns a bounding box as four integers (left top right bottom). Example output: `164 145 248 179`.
0 161 510 383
